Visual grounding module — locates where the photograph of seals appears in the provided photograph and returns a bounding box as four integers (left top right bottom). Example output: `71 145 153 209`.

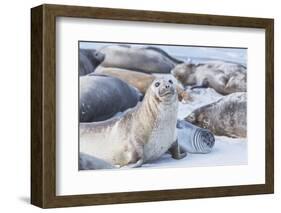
171 61 247 95
185 92 247 138
80 79 186 168
78 42 248 170
80 74 141 122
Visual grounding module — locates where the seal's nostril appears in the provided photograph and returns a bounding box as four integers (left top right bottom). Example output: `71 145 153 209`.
165 85 170 88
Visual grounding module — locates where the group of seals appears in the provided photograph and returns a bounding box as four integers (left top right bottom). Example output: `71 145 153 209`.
80 45 247 96
95 66 189 103
79 45 189 122
171 61 247 95
185 92 247 138
78 44 247 170
80 79 187 168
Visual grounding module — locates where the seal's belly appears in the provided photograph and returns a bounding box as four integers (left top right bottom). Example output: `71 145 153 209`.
80 124 134 166
143 107 177 162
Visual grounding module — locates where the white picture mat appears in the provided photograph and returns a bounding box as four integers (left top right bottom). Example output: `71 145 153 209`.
56 17 265 196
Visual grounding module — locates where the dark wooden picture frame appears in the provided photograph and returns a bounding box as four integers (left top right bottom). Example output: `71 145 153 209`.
31 4 274 208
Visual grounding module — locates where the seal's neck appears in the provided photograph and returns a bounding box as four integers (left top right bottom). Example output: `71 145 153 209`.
139 91 160 121
133 89 161 143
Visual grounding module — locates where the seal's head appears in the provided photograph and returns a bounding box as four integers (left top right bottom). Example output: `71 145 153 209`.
171 63 196 86
149 78 177 103
185 111 210 129
93 50 105 63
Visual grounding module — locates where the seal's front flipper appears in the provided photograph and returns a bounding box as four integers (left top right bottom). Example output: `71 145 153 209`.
169 140 187 160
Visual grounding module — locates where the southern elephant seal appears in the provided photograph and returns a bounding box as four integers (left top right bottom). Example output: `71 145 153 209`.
80 74 142 122
185 92 247 138
99 45 183 73
79 120 215 170
177 120 215 154
80 78 187 168
94 66 154 94
94 66 190 103
171 61 247 95
79 49 105 76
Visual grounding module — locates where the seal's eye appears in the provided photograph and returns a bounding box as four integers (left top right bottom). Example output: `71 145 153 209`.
168 80 173 84
154 82 160 87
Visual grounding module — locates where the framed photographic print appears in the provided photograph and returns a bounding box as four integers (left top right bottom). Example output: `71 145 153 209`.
31 4 274 208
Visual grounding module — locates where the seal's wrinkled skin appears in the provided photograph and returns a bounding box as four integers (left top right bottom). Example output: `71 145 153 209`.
80 79 187 168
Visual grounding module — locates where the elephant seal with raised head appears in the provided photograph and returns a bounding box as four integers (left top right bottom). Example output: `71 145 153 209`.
99 45 183 73
171 61 247 95
185 92 247 138
80 78 187 168
80 74 142 122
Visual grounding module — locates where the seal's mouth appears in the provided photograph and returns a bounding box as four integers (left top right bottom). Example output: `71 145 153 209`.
159 89 175 97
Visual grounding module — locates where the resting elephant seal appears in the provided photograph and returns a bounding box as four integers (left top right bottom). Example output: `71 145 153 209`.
95 66 189 102
185 92 247 138
94 66 154 94
171 61 247 95
99 45 183 73
80 79 187 168
79 49 105 76
177 120 215 154
80 74 142 122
